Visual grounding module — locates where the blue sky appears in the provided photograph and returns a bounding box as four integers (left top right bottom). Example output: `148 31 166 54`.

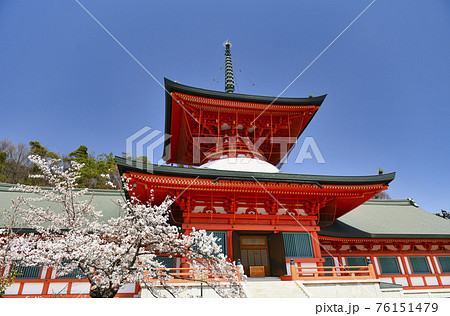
1 0 449 213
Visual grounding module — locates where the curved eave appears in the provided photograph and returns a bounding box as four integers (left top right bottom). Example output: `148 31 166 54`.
164 78 327 106
163 78 327 161
116 157 395 186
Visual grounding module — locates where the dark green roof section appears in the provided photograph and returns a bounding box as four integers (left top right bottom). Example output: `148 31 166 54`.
163 78 327 162
319 199 450 239
116 156 395 186
164 78 327 106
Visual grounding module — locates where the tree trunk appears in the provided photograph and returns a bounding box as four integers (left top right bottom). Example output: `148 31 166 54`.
89 285 119 298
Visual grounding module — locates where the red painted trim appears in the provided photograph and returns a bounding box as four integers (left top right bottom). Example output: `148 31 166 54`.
285 258 324 263
42 279 49 296
182 223 318 232
310 231 322 258
17 282 24 296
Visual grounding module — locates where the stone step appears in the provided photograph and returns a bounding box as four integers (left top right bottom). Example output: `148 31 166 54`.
243 281 309 298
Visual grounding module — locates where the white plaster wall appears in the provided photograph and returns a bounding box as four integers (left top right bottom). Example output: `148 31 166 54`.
70 282 90 294
404 258 412 274
379 277 392 283
300 262 317 276
22 283 44 295
410 277 425 286
214 207 225 214
236 207 246 214
40 267 47 279
48 282 68 295
257 208 268 215
440 276 450 285
285 262 291 276
303 282 382 298
433 257 441 273
332 257 340 267
373 257 381 274
300 262 317 268
118 283 136 293
425 277 439 286
427 257 435 273
394 277 409 287
4 283 20 295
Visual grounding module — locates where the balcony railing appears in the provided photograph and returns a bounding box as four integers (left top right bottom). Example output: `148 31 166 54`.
289 261 376 280
144 267 243 283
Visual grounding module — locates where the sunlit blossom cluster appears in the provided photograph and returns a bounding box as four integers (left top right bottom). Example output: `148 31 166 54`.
2 155 244 298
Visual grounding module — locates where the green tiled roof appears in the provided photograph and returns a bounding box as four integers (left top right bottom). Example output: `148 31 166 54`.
0 182 125 228
319 199 450 239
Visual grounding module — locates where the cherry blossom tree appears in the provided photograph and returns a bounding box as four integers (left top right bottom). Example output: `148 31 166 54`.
0 203 21 297
6 155 244 298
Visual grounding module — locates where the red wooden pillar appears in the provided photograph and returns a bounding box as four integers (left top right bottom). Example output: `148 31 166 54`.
429 255 443 287
310 231 322 259
227 230 234 261
399 255 413 287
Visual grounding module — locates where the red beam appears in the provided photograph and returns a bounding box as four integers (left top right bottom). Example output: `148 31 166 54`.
182 223 320 232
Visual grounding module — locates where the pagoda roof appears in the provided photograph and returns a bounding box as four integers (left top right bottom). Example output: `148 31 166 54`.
116 156 395 186
163 78 327 166
319 199 450 239
164 78 327 107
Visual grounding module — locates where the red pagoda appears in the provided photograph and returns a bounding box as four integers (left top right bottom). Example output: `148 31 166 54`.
4 42 450 298
117 41 395 278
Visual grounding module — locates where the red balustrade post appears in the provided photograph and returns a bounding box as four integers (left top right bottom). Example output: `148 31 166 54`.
290 259 298 280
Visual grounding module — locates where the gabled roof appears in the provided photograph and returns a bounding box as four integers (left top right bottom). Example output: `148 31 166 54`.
319 199 450 239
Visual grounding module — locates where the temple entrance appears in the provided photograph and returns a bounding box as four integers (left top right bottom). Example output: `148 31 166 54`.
233 231 286 277
240 235 270 277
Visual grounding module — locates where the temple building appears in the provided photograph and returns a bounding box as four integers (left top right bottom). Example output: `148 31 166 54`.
116 41 450 296
2 42 450 297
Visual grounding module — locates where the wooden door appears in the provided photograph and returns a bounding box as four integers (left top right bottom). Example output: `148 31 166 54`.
240 236 270 277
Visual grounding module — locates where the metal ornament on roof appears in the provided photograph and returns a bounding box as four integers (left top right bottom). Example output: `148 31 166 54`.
223 39 235 93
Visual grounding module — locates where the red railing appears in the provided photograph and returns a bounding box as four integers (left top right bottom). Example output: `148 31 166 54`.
144 267 242 283
290 264 377 280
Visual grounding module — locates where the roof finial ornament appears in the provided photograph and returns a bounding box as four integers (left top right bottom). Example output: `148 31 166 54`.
223 39 235 93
